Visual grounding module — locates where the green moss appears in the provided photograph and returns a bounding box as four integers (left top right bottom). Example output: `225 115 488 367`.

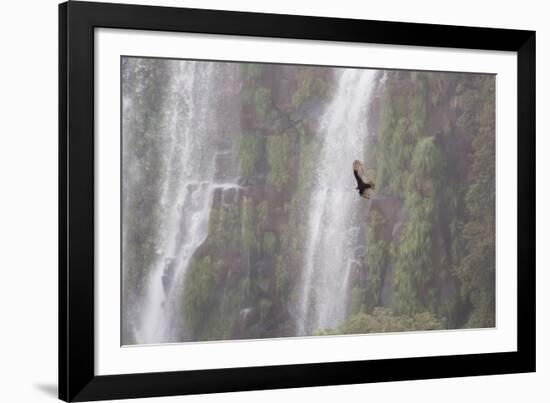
274 253 292 301
375 88 401 195
291 75 312 108
266 107 280 124
254 87 272 121
241 64 263 81
410 75 428 136
449 75 495 327
266 133 290 189
312 76 329 97
259 298 273 323
182 256 221 335
431 92 440 107
263 231 277 256
314 308 444 335
349 286 367 316
393 95 409 117
208 208 220 234
241 197 256 253
365 241 387 307
360 210 389 310
236 131 263 178
411 136 443 178
240 86 255 105
257 201 268 228
210 203 242 249
205 276 252 341
391 149 441 314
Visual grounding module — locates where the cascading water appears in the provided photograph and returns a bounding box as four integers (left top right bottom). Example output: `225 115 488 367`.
296 68 378 335
123 60 241 344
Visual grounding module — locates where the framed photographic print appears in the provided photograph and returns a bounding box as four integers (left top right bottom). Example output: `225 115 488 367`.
59 1 535 401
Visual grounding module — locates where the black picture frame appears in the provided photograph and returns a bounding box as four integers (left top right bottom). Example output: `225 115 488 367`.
59 1 536 401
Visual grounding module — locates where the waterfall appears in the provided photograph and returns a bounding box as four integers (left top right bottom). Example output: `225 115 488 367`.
123 60 241 344
296 68 378 335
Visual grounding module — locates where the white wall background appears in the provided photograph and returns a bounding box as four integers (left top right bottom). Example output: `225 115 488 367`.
0 0 546 402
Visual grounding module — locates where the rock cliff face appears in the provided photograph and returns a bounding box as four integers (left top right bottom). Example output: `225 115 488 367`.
122 59 496 344
179 64 337 341
353 71 495 330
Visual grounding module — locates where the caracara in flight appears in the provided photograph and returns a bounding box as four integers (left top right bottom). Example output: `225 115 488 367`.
353 160 375 199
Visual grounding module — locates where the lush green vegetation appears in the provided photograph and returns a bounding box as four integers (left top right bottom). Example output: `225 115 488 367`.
180 69 494 339
177 64 337 340
266 134 290 189
314 307 443 335
351 71 496 332
235 130 263 178
124 60 495 343
453 77 496 328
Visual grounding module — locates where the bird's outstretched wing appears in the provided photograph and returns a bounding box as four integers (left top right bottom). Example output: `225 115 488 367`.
353 160 368 187
353 160 375 199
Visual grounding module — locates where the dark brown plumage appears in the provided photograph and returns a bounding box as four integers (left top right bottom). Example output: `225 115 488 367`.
353 160 375 199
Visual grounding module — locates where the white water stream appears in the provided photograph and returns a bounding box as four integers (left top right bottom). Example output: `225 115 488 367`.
130 61 241 344
296 69 378 335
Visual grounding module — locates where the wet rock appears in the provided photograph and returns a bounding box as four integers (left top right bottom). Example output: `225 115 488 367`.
214 151 236 182
370 194 402 224
232 307 260 339
392 220 406 242
257 276 271 295
380 265 393 307
354 245 366 260
368 194 404 242
222 187 237 205
265 309 295 338
289 95 325 124
211 188 223 209
161 258 177 295
264 112 292 133
237 174 265 187
246 323 265 339
440 277 457 303
272 78 293 110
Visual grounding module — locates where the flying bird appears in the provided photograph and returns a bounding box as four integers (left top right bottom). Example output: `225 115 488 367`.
353 160 375 199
